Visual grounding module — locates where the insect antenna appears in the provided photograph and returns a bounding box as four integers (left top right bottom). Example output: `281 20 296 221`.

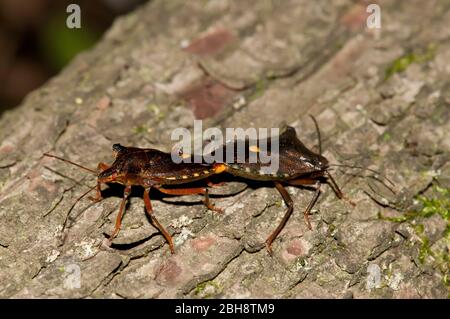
329 164 395 194
308 115 351 202
309 114 322 155
61 184 97 234
44 153 97 174
328 163 395 186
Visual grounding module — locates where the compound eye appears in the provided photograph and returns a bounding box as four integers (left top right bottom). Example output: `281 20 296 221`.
112 144 125 158
113 143 126 153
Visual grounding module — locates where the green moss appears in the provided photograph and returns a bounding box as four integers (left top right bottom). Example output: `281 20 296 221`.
379 186 449 269
414 223 425 235
385 53 416 78
147 104 165 120
133 125 148 134
194 280 221 298
274 199 283 207
385 44 436 80
416 186 449 221
444 224 450 238
248 79 267 101
418 236 431 264
378 212 409 223
327 223 336 234
379 186 449 224
382 133 391 142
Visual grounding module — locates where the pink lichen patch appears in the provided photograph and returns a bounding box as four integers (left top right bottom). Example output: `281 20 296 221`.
281 238 311 262
27 175 57 194
96 96 111 110
340 4 369 31
184 27 235 56
0 142 14 154
286 239 304 256
25 167 57 194
155 259 182 285
190 235 216 251
180 77 237 119
87 96 111 125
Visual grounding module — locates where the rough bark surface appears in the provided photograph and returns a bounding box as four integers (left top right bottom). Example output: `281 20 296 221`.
0 0 449 298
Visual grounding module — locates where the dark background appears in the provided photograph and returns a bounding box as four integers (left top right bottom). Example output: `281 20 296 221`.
0 0 147 115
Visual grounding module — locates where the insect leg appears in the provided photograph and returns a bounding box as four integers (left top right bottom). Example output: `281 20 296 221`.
109 185 131 241
325 171 355 206
89 182 104 202
89 162 110 202
286 177 321 230
97 162 110 171
156 187 223 213
285 177 318 186
203 188 223 213
325 171 343 199
143 188 175 254
302 181 321 230
265 182 294 255
156 187 207 195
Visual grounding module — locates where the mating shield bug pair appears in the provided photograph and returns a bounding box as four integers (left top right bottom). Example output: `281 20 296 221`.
44 122 350 254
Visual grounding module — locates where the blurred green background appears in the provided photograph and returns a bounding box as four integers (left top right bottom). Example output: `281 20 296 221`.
0 0 147 115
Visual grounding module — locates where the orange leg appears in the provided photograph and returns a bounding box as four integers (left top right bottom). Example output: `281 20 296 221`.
289 173 353 206
265 182 294 255
89 162 110 202
203 188 223 213
286 177 317 186
143 188 175 254
325 171 355 206
264 174 350 253
156 186 223 213
97 162 110 171
265 179 321 254
109 185 131 241
156 187 207 196
286 177 320 229
302 181 321 230
287 177 322 230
